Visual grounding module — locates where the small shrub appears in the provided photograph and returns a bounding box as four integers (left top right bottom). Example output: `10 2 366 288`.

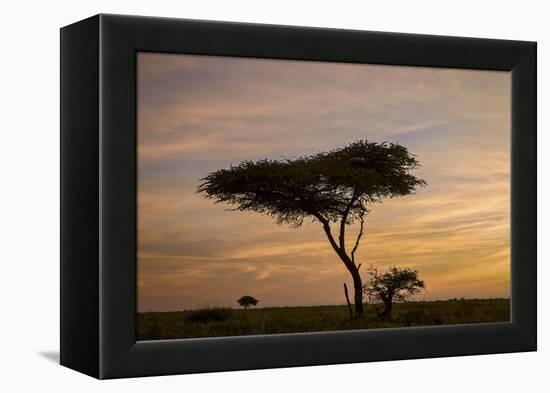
237 295 259 309
185 307 232 323
363 265 425 318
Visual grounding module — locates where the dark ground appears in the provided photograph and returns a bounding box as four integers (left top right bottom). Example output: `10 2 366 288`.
137 298 510 341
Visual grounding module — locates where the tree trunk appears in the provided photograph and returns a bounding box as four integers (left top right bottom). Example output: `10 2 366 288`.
351 269 364 317
381 300 392 318
343 283 353 319
319 221 364 317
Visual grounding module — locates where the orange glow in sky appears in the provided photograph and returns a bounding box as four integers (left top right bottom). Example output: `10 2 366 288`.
137 53 510 312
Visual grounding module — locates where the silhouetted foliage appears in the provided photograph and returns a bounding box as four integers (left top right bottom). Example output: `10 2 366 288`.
185 307 232 323
363 266 426 318
237 295 259 309
198 140 426 317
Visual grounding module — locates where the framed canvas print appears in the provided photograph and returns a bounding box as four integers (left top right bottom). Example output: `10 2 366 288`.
60 14 536 379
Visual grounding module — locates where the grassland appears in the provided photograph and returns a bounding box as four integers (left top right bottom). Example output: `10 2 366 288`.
137 298 509 341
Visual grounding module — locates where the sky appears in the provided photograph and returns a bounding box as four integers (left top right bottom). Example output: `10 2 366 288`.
137 52 510 312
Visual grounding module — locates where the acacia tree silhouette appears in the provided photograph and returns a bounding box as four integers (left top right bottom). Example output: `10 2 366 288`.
237 295 259 309
197 140 426 317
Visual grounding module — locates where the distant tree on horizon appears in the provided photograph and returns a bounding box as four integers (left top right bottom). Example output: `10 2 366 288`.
198 140 426 317
363 266 426 318
237 295 259 309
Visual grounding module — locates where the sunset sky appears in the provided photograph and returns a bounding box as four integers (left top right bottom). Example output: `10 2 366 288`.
137 52 510 312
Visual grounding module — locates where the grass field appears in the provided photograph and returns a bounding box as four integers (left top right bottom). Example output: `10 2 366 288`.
137 298 510 341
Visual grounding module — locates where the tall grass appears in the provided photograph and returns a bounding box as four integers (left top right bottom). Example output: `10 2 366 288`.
137 298 509 341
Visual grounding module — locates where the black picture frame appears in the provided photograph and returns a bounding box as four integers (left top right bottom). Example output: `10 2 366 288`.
60 14 536 379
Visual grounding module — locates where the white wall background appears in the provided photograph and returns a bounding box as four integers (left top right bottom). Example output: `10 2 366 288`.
0 0 546 391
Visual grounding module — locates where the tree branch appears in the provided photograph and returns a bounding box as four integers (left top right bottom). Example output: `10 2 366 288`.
322 221 344 258
312 211 329 227
338 191 358 254
311 212 343 256
314 211 356 273
351 213 365 264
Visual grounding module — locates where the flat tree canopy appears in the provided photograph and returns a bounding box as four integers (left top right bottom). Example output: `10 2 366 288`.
198 140 426 316
198 140 425 226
